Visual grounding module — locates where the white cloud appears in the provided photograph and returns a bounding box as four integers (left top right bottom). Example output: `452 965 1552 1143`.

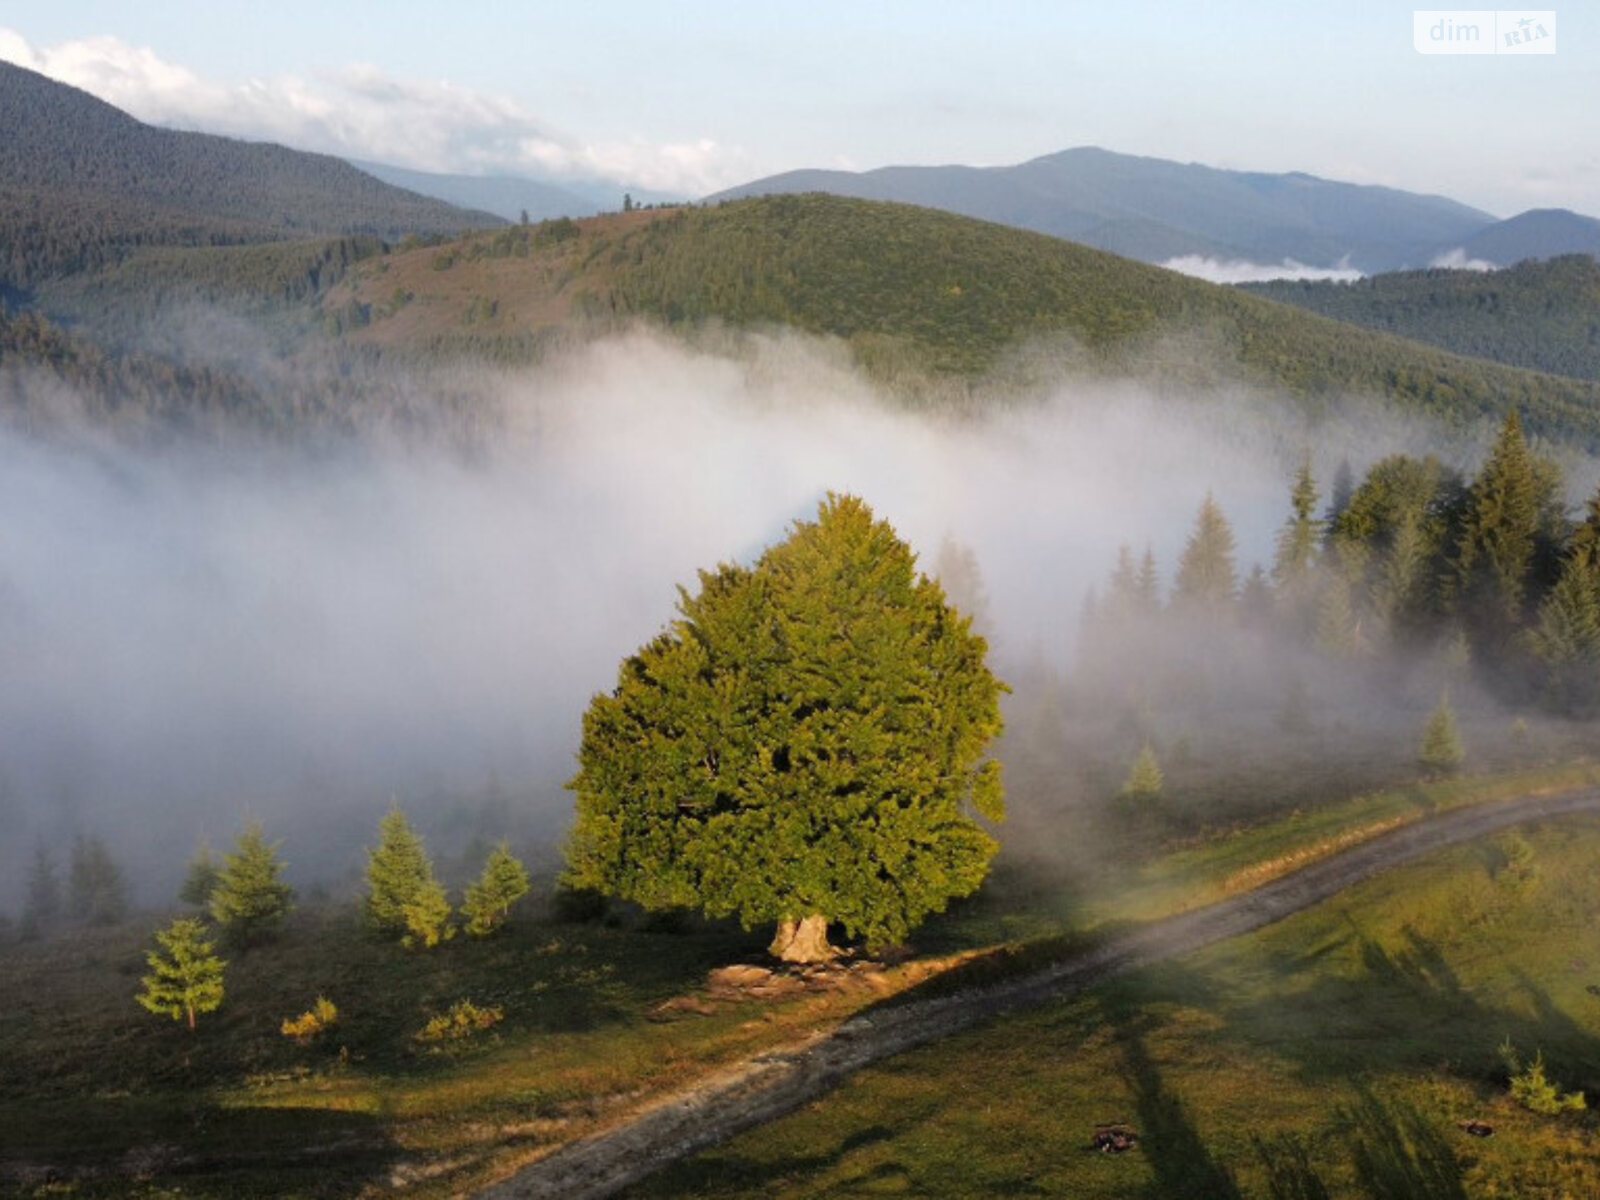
0 28 752 195
1159 255 1366 285
1429 247 1498 272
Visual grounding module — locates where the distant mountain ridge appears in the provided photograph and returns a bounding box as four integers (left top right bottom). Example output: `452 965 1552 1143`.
1450 209 1600 267
347 160 602 223
0 61 502 290
708 147 1498 273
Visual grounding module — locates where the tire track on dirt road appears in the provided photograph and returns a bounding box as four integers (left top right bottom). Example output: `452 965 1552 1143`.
478 787 1600 1199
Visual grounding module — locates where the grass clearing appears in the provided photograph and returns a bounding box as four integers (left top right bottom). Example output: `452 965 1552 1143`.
4 758 1599 1197
629 814 1600 1198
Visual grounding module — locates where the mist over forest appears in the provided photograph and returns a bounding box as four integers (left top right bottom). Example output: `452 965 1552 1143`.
0 328 1584 912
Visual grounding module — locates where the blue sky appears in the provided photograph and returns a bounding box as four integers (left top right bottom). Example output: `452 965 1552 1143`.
1 3 1594 216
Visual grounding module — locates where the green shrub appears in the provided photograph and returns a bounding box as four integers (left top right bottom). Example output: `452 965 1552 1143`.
416 999 503 1043
280 995 339 1044
1501 1040 1586 1114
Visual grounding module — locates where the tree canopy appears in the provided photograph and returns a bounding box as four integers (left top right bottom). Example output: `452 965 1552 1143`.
565 493 1007 960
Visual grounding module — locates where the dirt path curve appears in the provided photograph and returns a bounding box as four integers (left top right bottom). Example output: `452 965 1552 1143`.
477 787 1600 1200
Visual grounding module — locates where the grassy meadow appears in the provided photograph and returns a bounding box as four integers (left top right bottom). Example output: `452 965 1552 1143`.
631 813 1600 1199
5 724 1600 1199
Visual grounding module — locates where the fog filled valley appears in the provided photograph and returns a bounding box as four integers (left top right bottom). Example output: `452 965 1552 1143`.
9 11 1600 1195
4 326 1595 921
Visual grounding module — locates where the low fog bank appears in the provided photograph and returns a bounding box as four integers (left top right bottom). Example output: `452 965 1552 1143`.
0 331 1562 911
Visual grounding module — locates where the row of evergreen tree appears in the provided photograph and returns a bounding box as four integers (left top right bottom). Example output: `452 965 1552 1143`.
19 808 532 948
1081 410 1600 711
136 810 532 1031
20 834 129 936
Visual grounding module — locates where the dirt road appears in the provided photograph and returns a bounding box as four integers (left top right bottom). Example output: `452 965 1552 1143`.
477 787 1600 1200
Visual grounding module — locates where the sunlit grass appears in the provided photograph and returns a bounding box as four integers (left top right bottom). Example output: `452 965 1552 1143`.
5 756 1598 1197
632 815 1600 1198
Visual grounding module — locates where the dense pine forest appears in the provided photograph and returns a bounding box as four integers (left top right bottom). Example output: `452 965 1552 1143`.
1244 254 1600 383
1079 410 1600 725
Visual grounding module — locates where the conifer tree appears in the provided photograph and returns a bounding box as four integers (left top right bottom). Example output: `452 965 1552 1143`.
1419 691 1466 773
1324 458 1355 531
462 841 532 937
1571 485 1600 562
1239 564 1274 630
1455 409 1543 634
136 917 226 1032
22 844 62 938
179 838 221 908
1135 546 1162 616
1172 493 1238 620
1271 455 1322 632
567 493 1006 963
365 807 452 949
69 833 128 926
1106 543 1142 616
1375 510 1429 639
1315 574 1361 658
1120 743 1164 800
933 536 991 636
1524 544 1600 710
209 822 294 947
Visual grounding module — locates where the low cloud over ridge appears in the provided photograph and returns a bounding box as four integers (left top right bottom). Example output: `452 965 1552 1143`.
0 27 752 195
1160 255 1366 285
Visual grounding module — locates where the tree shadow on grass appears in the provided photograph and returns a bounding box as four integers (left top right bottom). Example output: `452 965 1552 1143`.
1252 1131 1334 1200
626 1120 908 1196
0 1098 398 1199
1099 993 1243 1200
1341 1087 1468 1200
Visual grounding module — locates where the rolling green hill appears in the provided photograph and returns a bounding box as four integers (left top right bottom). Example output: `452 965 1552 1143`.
1242 255 1600 382
10 193 1600 449
0 61 502 294
322 195 1600 447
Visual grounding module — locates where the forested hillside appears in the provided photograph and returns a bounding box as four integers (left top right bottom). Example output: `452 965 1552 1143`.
1243 255 1600 382
0 61 500 292
324 196 1600 447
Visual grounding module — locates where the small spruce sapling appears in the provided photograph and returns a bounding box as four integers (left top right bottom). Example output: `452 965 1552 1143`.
366 807 453 949
462 841 531 937
1120 743 1165 801
209 822 294 947
179 838 222 908
22 844 63 938
1501 1039 1586 1114
137 917 226 1032
1419 690 1465 773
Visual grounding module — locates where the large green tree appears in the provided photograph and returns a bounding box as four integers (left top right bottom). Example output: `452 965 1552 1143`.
566 494 1006 962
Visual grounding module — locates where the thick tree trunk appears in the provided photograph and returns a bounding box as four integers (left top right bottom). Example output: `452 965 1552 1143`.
768 913 836 963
